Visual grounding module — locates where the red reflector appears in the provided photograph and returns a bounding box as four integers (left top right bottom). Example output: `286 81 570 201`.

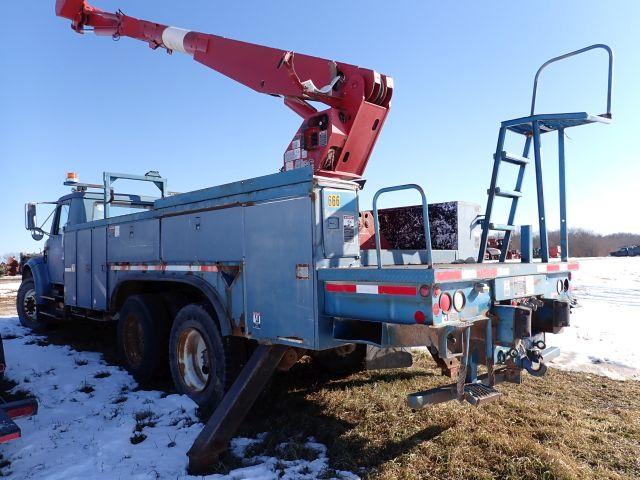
0 432 20 444
419 285 430 297
378 285 417 296
414 311 426 324
439 293 452 313
325 283 356 293
435 270 462 282
6 406 36 419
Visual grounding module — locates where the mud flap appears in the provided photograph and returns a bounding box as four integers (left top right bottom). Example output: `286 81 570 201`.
532 299 570 334
365 346 413 370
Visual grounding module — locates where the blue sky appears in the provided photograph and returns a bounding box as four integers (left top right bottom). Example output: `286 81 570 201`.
1 1 639 254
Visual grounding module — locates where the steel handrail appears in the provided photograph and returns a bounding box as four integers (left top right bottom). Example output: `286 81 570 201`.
530 44 613 117
372 184 433 269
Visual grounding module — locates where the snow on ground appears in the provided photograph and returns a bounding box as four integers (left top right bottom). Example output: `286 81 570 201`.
0 318 358 480
548 256 640 380
0 278 21 297
0 256 636 478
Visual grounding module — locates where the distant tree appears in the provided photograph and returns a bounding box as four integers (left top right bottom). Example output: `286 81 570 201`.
506 229 640 257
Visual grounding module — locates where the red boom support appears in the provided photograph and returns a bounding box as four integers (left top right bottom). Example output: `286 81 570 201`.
55 0 393 180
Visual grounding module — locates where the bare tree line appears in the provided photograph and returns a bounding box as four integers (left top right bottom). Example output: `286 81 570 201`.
508 228 640 257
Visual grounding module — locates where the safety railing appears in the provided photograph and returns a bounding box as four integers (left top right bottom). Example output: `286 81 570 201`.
530 43 614 117
372 184 433 268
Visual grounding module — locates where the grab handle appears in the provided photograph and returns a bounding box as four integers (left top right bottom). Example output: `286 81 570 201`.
530 44 613 117
372 184 432 269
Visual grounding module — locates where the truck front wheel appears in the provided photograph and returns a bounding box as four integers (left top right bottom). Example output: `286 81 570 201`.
168 304 231 416
16 279 46 331
117 294 170 385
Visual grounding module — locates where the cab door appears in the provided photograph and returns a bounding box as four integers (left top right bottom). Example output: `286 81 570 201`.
46 202 70 285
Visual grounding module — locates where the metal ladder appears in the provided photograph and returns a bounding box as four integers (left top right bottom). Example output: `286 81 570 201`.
478 44 614 263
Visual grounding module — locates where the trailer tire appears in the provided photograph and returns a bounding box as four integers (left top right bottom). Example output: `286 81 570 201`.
117 294 170 385
168 303 231 416
314 344 366 376
16 279 46 331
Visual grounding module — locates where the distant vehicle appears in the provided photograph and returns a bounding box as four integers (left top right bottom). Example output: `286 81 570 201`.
610 246 640 257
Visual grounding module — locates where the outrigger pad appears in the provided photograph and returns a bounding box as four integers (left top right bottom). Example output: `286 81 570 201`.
187 344 288 475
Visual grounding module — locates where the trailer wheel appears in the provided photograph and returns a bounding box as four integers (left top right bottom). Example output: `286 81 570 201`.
117 294 170 385
168 303 230 415
313 344 366 376
16 279 46 331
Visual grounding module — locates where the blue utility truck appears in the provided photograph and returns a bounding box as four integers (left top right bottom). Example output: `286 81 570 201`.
24 3 615 470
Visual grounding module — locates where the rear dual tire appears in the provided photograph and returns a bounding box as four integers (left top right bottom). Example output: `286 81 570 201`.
117 296 237 415
168 304 231 416
117 294 170 385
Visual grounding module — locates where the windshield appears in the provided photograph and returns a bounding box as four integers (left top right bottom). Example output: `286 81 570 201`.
89 201 151 221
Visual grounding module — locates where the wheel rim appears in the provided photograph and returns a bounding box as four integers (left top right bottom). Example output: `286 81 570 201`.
23 288 37 321
122 314 145 369
176 327 210 393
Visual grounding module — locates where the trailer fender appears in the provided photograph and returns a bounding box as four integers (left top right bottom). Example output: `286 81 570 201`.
22 256 52 305
110 274 233 336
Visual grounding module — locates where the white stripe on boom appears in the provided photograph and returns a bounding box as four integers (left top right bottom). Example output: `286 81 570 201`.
162 27 190 54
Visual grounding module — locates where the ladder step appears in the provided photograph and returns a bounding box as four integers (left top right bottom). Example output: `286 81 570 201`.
488 223 515 231
489 188 522 199
495 151 529 166
464 383 502 406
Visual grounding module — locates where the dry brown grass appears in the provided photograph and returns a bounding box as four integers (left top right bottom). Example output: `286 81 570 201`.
1 284 638 479
232 352 640 480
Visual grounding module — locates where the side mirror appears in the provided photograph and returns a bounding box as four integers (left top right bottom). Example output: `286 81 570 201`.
25 203 45 241
31 229 45 241
25 203 37 230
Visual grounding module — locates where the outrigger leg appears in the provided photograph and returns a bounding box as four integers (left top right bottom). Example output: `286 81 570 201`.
187 344 288 475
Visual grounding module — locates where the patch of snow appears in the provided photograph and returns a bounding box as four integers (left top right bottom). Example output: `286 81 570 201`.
548 257 640 380
0 278 21 297
0 317 357 480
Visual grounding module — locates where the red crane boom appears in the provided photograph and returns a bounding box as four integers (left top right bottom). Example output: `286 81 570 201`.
55 0 393 180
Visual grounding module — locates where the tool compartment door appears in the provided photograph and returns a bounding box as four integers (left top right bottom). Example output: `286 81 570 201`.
321 188 359 258
76 229 92 309
63 231 77 306
92 227 107 310
244 197 315 347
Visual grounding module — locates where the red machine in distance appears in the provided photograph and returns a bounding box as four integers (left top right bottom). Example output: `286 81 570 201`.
55 0 393 180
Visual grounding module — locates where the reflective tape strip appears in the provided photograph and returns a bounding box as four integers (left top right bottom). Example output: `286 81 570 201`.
497 267 510 277
435 270 462 282
356 284 378 295
434 262 577 283
461 269 477 280
110 263 218 273
325 283 416 296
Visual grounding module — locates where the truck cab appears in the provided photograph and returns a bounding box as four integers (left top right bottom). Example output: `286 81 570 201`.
20 173 157 328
